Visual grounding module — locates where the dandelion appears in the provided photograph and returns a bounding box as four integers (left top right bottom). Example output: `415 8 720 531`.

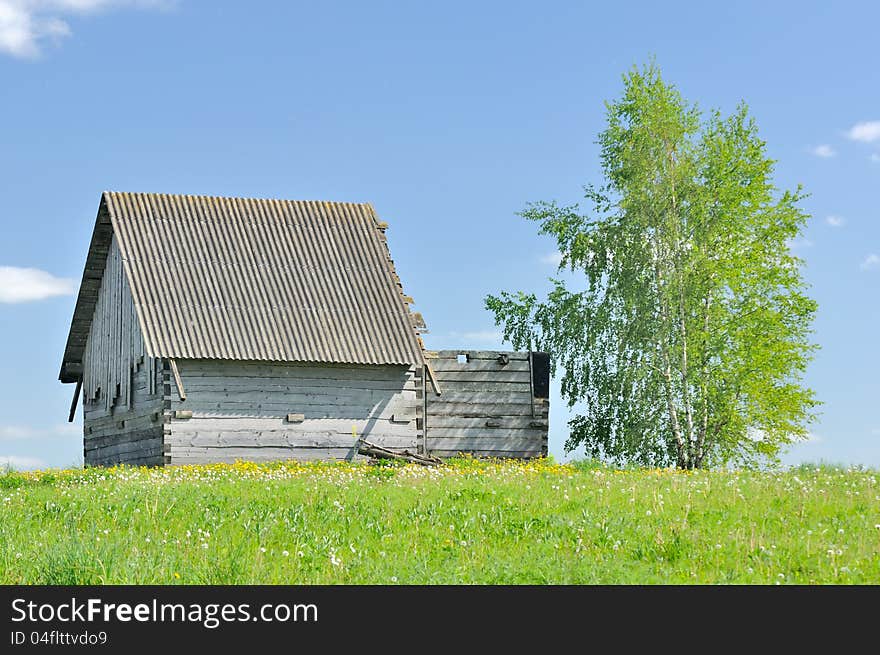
260 547 266 553
174 572 180 579
460 540 468 547
391 576 398 583
646 510 652 516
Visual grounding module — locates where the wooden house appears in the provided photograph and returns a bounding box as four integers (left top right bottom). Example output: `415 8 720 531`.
59 192 549 466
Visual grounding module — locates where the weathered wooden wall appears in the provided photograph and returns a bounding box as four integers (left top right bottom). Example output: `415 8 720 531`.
164 360 422 465
81 235 155 412
83 359 165 466
82 235 164 466
424 351 548 458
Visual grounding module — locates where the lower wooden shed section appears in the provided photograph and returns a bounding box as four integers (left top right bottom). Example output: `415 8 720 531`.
82 350 549 466
163 360 421 465
424 350 549 458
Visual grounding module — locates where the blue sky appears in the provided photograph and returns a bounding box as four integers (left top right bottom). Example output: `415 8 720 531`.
0 1 877 470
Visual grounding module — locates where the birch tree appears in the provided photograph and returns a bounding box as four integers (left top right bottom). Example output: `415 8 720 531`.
486 63 819 469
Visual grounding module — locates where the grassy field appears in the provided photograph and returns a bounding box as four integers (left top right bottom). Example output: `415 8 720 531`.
1 458 878 584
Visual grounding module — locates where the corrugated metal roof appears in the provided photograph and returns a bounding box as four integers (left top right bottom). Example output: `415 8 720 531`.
60 192 424 381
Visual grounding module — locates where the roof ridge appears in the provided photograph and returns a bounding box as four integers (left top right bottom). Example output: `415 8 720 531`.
104 190 375 208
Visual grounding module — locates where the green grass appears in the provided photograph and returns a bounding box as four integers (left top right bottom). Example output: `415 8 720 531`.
1 458 878 584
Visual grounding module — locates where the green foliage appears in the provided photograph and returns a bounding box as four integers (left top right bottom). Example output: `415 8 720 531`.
486 62 819 469
0 461 877 584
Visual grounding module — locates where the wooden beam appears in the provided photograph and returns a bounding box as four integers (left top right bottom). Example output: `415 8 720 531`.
358 439 442 466
169 358 186 401
528 351 537 418
424 360 442 396
68 378 83 423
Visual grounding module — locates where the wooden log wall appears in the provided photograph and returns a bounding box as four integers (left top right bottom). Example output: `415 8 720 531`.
164 360 421 465
81 234 164 467
425 351 548 458
83 359 165 466
82 235 156 415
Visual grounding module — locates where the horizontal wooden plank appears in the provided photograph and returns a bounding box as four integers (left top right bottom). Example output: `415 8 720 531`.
85 427 163 450
87 452 164 467
427 391 533 404
425 416 546 430
430 450 545 459
179 378 417 392
425 428 545 442
426 436 545 451
86 438 163 461
165 403 416 420
431 360 530 373
430 371 532 383
167 417 415 433
431 380 532 394
426 402 540 417
172 388 416 405
167 447 369 464
168 433 418 449
84 410 163 438
432 351 529 361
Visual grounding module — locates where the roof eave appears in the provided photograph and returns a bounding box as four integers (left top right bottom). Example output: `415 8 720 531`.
58 192 114 383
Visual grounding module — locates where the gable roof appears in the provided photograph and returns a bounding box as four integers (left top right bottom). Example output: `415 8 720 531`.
59 191 424 382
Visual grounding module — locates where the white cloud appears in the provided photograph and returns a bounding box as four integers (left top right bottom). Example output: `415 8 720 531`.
0 423 80 440
847 121 880 143
860 254 880 271
0 0 169 58
825 215 845 228
0 454 46 470
810 144 836 158
541 251 563 266
0 266 76 302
